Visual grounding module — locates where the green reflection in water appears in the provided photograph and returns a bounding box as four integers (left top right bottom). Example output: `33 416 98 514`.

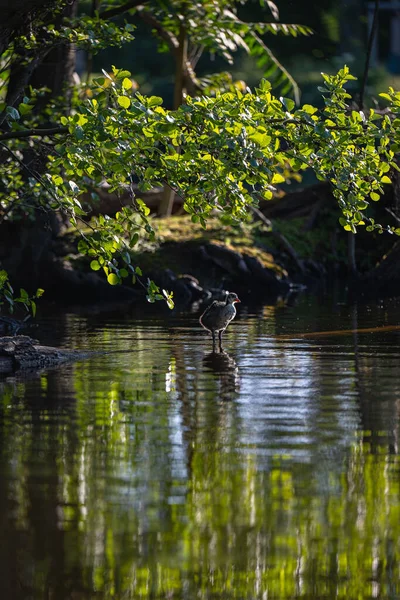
0 302 400 599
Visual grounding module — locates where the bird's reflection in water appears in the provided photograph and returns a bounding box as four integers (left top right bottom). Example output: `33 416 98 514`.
202 350 240 400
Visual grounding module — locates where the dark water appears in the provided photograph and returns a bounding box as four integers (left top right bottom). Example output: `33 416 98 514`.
1 295 400 599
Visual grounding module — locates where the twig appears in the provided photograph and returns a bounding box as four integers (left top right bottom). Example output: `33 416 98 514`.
359 0 379 110
385 206 400 225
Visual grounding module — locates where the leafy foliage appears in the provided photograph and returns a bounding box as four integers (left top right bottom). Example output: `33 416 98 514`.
46 65 400 233
0 0 314 314
1 64 400 311
0 270 43 316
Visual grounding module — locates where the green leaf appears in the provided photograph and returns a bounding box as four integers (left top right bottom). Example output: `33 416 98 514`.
107 273 119 285
147 96 163 107
302 104 318 115
130 233 139 246
6 106 20 120
249 132 271 147
52 174 63 186
272 173 285 184
76 114 88 126
69 180 79 194
370 192 380 201
356 201 369 210
117 96 131 109
74 126 84 140
78 240 88 254
18 103 32 116
381 175 391 184
90 260 101 271
0 270 9 286
259 79 271 92
122 77 132 90
351 110 363 122
115 69 131 79
280 97 295 111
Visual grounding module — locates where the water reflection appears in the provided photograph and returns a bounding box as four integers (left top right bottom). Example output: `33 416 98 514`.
202 350 240 399
0 297 400 598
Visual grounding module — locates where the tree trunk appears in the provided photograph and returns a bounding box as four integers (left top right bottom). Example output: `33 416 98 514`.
158 24 187 217
0 0 77 288
0 0 55 54
6 0 77 113
347 233 357 275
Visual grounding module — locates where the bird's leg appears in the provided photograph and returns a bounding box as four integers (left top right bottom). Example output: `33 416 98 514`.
218 330 223 352
212 330 216 350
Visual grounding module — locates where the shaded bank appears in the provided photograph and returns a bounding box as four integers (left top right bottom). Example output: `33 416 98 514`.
2 180 400 311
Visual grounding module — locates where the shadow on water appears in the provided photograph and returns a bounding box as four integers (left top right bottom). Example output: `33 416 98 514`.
1 295 400 598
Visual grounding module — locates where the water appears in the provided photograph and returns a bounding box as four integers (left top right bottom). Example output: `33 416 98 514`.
1 295 400 599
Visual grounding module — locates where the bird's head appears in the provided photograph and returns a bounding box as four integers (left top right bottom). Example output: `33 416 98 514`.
226 292 241 304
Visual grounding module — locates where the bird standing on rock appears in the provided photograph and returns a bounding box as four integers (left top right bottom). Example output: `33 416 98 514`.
199 292 241 350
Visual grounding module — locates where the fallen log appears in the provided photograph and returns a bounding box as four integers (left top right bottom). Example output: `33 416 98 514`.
0 335 96 374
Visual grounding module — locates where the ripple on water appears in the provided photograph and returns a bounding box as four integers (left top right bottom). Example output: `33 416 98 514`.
1 298 400 598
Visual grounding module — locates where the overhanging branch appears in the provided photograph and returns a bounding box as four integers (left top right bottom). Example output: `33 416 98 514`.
0 127 68 142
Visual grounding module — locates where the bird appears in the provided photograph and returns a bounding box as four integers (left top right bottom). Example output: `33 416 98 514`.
199 292 240 350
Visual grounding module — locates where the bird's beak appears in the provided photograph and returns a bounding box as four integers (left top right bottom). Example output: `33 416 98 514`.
234 298 241 303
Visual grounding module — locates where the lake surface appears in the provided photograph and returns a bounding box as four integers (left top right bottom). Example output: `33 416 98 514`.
1 294 400 599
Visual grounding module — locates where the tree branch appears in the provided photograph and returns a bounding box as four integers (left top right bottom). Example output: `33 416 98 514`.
99 0 149 20
135 7 199 94
0 127 68 142
136 6 179 53
0 51 47 128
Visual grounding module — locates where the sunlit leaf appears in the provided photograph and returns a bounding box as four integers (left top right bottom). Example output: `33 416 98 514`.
117 96 131 109
107 273 119 285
